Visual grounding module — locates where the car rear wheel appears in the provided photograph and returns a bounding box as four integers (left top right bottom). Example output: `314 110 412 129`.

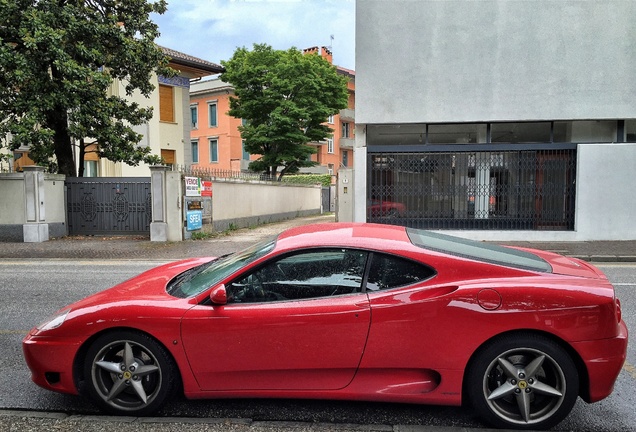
466 333 579 430
84 330 178 416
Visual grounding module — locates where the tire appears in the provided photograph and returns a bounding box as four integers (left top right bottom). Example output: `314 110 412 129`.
83 330 178 416
466 333 579 430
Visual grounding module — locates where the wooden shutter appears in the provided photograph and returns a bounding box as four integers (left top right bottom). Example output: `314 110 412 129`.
161 149 175 169
159 85 174 122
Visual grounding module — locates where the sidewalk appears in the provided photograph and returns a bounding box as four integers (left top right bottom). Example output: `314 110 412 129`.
1 214 635 262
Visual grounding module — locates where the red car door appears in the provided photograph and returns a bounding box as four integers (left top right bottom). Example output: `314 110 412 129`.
180 248 371 391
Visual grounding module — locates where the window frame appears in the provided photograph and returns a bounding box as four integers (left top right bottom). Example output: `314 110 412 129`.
209 138 219 163
208 101 218 128
190 104 198 129
342 122 350 138
191 139 199 164
327 138 334 154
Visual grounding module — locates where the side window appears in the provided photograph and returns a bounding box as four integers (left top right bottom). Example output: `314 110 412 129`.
228 249 368 303
366 253 435 291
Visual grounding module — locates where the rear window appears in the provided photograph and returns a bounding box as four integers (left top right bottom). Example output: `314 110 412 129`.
406 228 552 273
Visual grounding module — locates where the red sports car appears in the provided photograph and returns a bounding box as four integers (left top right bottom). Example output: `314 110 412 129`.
23 223 628 430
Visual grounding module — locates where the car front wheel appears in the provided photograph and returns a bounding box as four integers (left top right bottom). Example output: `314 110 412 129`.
84 330 178 416
466 333 579 430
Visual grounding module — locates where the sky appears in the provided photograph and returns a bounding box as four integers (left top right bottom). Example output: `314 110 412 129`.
152 0 356 71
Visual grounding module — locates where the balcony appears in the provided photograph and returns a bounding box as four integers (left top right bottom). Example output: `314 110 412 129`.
339 108 355 122
299 165 329 174
339 137 354 149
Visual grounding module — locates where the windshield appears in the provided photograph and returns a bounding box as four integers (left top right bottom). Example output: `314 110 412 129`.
167 237 277 298
406 228 552 273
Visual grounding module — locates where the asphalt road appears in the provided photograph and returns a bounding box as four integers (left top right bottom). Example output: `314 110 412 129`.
0 260 634 431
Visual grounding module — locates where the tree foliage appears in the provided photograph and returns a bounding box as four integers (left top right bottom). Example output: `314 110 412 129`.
0 0 174 177
221 44 348 180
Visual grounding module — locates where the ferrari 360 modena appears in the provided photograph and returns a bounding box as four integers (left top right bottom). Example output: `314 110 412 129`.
23 223 628 430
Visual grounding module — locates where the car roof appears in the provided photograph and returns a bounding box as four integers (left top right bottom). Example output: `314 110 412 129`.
274 223 552 274
275 223 410 251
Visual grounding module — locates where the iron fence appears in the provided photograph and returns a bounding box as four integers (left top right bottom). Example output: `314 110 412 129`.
367 148 576 230
177 165 276 182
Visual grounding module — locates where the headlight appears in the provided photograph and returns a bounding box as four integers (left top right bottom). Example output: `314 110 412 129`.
37 309 71 332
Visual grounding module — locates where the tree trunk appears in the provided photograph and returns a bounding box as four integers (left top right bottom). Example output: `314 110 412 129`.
78 139 86 178
48 109 77 177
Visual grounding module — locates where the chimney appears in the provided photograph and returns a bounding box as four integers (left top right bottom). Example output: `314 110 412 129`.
320 46 333 64
302 46 319 55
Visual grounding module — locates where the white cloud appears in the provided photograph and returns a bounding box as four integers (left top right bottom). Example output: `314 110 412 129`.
154 0 355 70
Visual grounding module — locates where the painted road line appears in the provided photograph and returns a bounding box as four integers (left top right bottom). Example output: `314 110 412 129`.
0 330 28 335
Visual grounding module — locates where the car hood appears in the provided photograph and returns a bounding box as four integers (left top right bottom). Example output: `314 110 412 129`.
511 247 607 280
64 257 214 311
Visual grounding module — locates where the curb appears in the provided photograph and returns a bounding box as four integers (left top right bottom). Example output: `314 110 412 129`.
0 409 496 432
571 255 636 263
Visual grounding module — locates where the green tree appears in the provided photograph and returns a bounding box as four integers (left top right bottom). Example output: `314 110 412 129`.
221 44 349 180
0 0 173 177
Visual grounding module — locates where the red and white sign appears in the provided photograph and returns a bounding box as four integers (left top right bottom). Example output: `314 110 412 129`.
201 181 213 197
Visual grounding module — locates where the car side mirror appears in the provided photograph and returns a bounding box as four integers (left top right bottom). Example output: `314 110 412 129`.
210 284 228 305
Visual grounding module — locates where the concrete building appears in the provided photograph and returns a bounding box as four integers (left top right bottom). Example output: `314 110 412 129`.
353 0 636 241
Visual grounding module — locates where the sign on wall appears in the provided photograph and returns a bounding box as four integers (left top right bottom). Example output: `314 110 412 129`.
201 180 213 197
185 176 201 197
186 210 203 231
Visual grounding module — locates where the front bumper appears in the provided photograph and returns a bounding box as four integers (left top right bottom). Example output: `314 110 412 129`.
22 332 83 395
572 319 629 403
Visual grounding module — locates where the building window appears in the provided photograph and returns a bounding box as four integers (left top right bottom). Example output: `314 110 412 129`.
328 163 334 175
342 150 349 167
208 102 218 127
242 140 250 160
491 122 552 144
342 122 351 138
627 119 636 142
327 138 334 154
428 124 487 144
566 120 618 143
190 104 198 129
159 84 174 123
191 140 199 164
83 160 98 177
209 138 218 163
328 115 334 124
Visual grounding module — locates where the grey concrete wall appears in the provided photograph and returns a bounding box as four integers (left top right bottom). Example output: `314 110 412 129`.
0 172 66 241
0 176 25 240
0 174 26 224
211 180 322 231
574 143 636 240
356 0 636 124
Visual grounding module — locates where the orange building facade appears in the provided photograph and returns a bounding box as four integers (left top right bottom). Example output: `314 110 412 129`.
189 46 355 179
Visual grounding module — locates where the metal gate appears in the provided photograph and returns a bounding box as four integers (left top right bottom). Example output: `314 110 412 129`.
66 177 151 235
368 146 577 230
